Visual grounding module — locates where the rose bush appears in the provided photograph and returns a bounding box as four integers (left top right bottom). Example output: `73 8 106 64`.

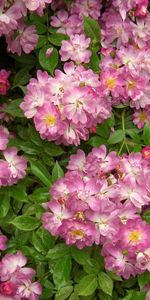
0 0 150 299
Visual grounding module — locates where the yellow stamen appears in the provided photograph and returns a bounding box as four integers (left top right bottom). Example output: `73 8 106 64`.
139 112 147 122
106 78 116 89
127 80 137 90
70 229 85 239
122 249 128 256
128 230 141 243
44 114 56 127
74 211 85 221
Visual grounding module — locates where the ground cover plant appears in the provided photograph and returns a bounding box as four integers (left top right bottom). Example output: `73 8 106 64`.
0 0 150 299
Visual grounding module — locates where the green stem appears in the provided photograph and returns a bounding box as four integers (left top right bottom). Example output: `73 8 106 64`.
118 109 130 155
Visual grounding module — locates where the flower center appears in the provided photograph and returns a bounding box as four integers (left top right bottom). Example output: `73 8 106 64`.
128 230 141 243
70 229 85 239
44 114 56 127
74 211 85 221
139 112 147 122
106 78 116 89
122 249 128 256
127 80 137 90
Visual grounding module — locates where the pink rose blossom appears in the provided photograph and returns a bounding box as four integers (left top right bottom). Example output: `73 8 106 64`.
60 34 91 63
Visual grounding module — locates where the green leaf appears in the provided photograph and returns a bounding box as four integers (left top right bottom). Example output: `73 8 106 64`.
47 243 70 259
11 54 36 65
29 159 52 187
143 209 150 224
52 161 64 182
44 142 64 156
36 227 55 249
107 271 122 281
53 255 72 288
106 114 115 128
36 35 47 49
10 185 27 202
98 272 113 296
108 129 124 144
12 68 30 88
39 45 58 75
10 216 40 231
69 293 79 300
28 125 43 146
126 129 141 144
84 16 100 43
32 231 47 253
76 275 97 296
88 136 106 147
0 193 10 218
31 187 49 203
4 99 24 117
55 286 73 300
143 123 150 145
132 291 147 300
71 247 92 266
89 51 100 73
138 272 150 289
49 33 69 46
96 123 110 138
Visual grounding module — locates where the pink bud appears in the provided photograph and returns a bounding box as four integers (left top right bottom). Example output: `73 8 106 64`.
142 147 150 160
0 281 15 296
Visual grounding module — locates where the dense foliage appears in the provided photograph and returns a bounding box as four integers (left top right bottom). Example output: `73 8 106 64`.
0 0 150 299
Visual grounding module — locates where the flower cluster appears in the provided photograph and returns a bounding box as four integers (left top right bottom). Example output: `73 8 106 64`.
100 0 150 126
42 145 150 279
0 251 42 300
0 126 27 186
0 0 48 55
51 0 102 63
20 63 111 145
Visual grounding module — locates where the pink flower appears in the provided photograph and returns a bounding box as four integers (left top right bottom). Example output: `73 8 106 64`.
102 243 137 279
3 147 27 185
118 218 150 251
135 0 148 17
71 0 102 20
0 126 9 150
20 86 47 119
67 149 86 172
133 108 150 128
86 145 119 175
59 219 96 249
16 279 42 300
119 179 149 208
23 0 52 15
51 10 83 36
0 69 10 95
142 147 150 160
6 22 38 55
101 68 125 97
60 34 91 63
0 251 42 300
62 86 97 124
0 281 16 297
0 251 27 281
136 248 150 271
42 199 73 235
34 101 66 141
